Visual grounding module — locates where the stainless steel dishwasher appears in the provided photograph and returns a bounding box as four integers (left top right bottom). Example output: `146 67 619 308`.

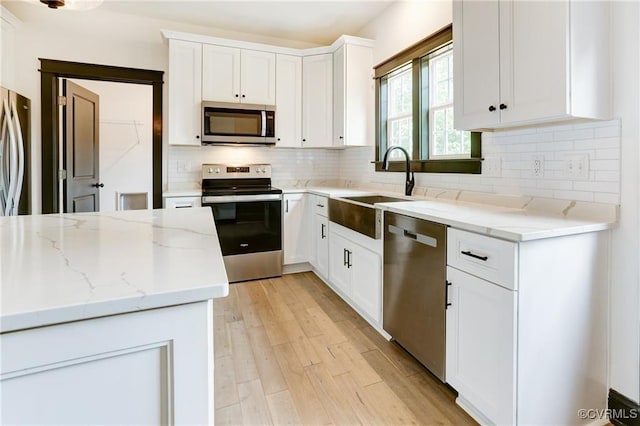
383 211 447 381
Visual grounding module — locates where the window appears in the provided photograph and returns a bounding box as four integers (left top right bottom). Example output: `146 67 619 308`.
375 25 481 174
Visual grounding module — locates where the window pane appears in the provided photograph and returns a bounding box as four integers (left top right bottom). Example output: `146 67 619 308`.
426 47 471 159
388 66 412 119
386 63 413 159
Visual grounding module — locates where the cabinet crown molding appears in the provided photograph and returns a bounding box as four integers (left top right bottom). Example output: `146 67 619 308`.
161 29 374 57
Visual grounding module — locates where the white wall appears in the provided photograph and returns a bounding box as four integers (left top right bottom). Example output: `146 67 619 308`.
70 79 153 212
356 0 452 64
608 0 640 404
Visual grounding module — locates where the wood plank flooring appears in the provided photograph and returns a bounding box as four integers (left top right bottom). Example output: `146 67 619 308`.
214 272 476 425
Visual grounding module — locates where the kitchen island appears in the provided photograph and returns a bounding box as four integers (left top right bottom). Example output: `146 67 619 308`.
0 208 228 425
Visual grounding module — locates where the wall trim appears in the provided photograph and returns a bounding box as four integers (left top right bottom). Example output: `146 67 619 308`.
609 388 640 426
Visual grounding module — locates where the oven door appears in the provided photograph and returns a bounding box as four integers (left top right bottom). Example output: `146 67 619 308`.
203 194 282 256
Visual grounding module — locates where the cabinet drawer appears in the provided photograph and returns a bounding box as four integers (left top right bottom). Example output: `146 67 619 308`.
164 196 201 209
447 229 517 290
313 195 328 217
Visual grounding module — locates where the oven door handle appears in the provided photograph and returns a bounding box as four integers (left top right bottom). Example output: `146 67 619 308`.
202 194 282 203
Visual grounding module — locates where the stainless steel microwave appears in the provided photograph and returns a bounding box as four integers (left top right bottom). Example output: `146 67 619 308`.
202 101 276 145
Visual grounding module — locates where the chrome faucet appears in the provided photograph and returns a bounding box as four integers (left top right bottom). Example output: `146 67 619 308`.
382 146 415 196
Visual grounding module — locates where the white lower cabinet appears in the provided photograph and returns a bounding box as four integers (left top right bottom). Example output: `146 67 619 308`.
283 193 310 265
0 301 213 425
446 266 516 425
446 227 609 425
328 222 381 324
311 213 329 279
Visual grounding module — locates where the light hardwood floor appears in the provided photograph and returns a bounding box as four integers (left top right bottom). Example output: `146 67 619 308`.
213 272 477 425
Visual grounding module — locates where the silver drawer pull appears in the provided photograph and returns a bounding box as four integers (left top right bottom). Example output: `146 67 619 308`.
461 250 488 261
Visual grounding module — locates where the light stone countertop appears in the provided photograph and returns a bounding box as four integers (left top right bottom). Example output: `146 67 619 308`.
0 208 229 333
283 186 618 242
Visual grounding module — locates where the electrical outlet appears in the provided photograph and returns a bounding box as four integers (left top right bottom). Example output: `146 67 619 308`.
530 155 545 178
482 157 502 177
177 160 188 173
563 154 589 180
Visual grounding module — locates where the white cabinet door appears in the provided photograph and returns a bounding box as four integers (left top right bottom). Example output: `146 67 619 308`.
312 213 329 278
350 244 381 323
332 45 345 146
241 49 276 105
499 0 567 124
302 54 333 148
283 193 310 265
275 54 302 148
334 43 374 147
328 230 351 296
453 0 501 130
168 40 202 146
202 44 241 103
446 266 517 426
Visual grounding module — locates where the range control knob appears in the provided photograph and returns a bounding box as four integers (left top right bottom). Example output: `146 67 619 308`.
215 168 221 174
261 167 267 174
255 168 262 174
208 167 213 173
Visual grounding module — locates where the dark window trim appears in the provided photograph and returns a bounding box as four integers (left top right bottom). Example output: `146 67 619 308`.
39 59 164 213
373 24 482 175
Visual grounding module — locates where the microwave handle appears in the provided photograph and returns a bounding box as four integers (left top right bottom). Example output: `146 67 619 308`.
261 111 266 137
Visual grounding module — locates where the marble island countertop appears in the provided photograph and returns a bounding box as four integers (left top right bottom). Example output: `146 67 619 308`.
0 208 229 333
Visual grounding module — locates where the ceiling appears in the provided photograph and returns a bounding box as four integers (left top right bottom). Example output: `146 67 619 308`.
12 0 396 45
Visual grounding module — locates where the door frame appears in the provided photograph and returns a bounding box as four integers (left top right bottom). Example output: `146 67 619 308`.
39 59 163 213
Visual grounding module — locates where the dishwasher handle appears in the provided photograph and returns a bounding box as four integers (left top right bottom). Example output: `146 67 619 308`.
388 224 438 248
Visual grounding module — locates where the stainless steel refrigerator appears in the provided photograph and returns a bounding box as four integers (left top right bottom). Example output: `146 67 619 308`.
0 87 30 216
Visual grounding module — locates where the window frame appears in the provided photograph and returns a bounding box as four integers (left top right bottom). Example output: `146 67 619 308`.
373 24 482 174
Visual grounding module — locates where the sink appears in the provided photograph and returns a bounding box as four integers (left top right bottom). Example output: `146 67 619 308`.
341 195 409 206
328 194 411 239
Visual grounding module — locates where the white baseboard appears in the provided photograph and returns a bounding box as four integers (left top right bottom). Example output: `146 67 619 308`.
283 262 312 274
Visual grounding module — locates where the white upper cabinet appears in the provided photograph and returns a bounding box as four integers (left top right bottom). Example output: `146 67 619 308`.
241 49 276 105
201 44 240 103
302 54 333 148
333 43 374 147
275 54 302 148
453 0 611 131
168 39 202 146
202 45 275 105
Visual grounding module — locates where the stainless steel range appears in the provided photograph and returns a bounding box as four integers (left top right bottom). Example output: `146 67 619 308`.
201 164 282 283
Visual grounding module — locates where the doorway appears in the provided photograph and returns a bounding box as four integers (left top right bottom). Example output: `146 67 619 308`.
39 59 163 214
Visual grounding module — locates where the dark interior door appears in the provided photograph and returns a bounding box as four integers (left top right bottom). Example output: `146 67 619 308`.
64 80 100 213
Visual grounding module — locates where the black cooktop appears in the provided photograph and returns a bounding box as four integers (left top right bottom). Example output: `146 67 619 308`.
202 177 282 196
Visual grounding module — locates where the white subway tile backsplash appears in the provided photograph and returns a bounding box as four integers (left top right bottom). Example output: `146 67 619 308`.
553 128 594 141
552 190 594 202
167 119 621 205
